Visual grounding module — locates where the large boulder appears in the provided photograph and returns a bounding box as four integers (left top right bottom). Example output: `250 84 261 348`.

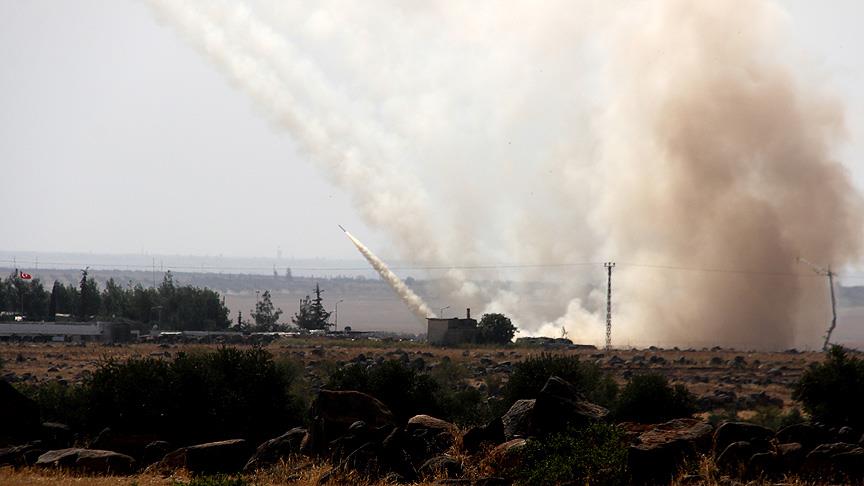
486 439 527 473
501 400 535 440
462 417 505 455
628 418 713 484
775 423 829 452
713 422 773 455
715 441 753 476
406 415 457 457
534 376 608 432
0 442 46 467
501 377 608 440
35 448 135 474
0 380 40 445
802 442 864 481
244 427 306 471
158 439 252 474
303 390 395 455
91 427 164 461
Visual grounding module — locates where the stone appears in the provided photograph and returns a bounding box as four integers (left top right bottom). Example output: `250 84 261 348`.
304 390 395 455
715 441 753 476
0 442 46 467
487 439 527 472
533 376 608 433
462 418 505 455
713 422 773 455
244 427 307 471
91 427 163 461
158 439 252 474
776 423 828 451
501 399 535 440
35 448 135 474
629 418 713 484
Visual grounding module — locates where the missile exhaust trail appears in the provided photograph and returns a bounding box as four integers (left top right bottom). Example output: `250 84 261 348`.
339 225 435 323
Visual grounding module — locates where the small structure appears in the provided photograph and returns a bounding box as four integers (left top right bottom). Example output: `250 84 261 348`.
427 308 477 346
0 322 132 343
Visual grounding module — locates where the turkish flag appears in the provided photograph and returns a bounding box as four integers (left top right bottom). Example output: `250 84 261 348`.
19 272 32 280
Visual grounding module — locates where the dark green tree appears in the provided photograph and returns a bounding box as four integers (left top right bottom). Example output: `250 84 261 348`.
793 346 864 429
48 281 59 321
251 290 283 330
78 268 101 321
477 313 518 344
23 278 49 321
101 278 127 318
292 283 331 331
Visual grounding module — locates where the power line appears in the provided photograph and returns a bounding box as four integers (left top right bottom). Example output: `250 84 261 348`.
0 257 852 278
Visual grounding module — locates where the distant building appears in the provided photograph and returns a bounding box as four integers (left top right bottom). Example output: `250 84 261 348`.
0 322 132 343
427 308 478 346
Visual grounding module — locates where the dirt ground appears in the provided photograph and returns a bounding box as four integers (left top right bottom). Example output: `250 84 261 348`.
0 338 825 412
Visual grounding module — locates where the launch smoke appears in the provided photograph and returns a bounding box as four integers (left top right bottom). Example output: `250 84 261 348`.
341 227 435 323
149 0 863 348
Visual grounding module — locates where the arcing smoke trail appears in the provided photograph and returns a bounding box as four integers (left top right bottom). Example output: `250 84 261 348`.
340 226 435 323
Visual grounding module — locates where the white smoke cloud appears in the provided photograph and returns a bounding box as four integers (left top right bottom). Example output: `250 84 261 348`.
148 0 862 349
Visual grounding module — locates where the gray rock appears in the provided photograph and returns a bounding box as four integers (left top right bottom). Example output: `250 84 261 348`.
36 448 135 474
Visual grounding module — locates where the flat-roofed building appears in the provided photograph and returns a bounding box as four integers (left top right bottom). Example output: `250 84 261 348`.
427 308 477 346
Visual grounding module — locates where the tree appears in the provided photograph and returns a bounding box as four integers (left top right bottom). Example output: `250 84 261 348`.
251 290 283 330
101 278 127 318
292 283 331 331
477 313 517 344
78 268 101 321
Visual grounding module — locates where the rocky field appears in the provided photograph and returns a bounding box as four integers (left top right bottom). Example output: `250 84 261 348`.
0 339 859 485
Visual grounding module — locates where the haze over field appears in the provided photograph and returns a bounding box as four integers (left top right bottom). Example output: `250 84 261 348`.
4 1 864 348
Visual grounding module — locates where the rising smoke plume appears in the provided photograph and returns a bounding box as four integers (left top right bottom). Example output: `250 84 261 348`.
148 0 862 349
341 226 435 324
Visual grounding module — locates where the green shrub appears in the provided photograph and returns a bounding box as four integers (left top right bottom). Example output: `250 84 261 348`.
502 353 618 409
614 373 695 423
20 346 306 445
15 380 89 430
793 345 864 429
513 422 629 485
747 406 805 431
326 358 490 425
327 359 441 422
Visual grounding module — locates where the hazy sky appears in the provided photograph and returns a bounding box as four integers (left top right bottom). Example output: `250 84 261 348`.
2 0 863 261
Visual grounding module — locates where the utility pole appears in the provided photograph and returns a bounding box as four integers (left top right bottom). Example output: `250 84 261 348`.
334 299 344 332
798 258 838 351
604 262 615 350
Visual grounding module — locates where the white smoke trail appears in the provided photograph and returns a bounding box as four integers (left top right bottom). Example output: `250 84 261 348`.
342 228 435 323
147 0 863 349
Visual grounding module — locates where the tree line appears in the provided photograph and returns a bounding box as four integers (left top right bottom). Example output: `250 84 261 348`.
0 269 230 331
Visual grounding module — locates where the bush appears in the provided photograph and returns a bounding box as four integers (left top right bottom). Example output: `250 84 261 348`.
793 345 864 429
326 358 490 425
502 353 618 409
748 406 805 431
614 373 695 423
513 422 629 485
327 359 441 422
22 347 305 445
15 380 90 430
